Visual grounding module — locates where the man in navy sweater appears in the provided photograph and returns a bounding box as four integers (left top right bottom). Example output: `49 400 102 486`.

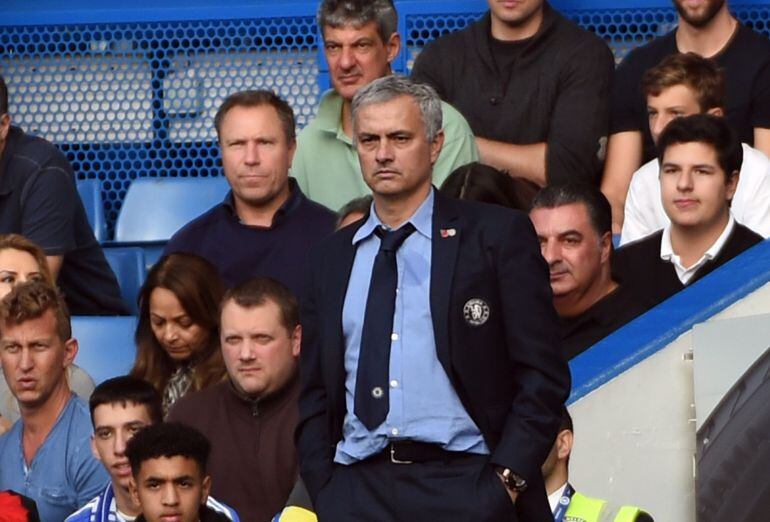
165 90 336 296
615 114 763 308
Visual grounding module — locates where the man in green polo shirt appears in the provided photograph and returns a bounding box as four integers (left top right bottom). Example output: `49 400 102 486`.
291 0 478 211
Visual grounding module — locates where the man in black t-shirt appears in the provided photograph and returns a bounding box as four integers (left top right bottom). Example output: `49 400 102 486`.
412 0 614 193
0 75 126 315
529 183 648 359
602 0 770 233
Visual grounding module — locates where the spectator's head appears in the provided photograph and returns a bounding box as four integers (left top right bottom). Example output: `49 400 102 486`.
657 114 740 233
126 422 211 522
541 407 574 492
673 0 728 28
0 281 76 414
352 75 444 207
213 90 297 223
0 74 9 156
486 0 544 40
530 184 614 317
132 254 226 404
643 52 725 143
0 235 54 298
219 277 300 400
89 376 163 494
318 0 400 102
440 162 530 210
337 195 372 229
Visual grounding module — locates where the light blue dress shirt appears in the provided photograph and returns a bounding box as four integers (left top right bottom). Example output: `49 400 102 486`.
0 394 109 522
335 190 488 464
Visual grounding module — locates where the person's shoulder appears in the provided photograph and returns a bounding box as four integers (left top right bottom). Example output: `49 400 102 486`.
296 193 336 222
616 230 663 259
439 101 473 134
632 158 660 184
8 127 69 167
618 30 677 70
548 8 611 53
64 490 104 522
731 221 764 246
167 203 227 245
419 15 482 56
168 381 226 423
734 23 770 53
63 396 97 439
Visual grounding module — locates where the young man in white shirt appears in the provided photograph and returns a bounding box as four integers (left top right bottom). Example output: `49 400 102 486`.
615 114 763 309
621 52 770 244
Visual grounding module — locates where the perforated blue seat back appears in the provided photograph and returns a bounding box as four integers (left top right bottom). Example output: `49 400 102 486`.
103 246 146 315
114 176 230 242
71 315 138 384
76 179 108 242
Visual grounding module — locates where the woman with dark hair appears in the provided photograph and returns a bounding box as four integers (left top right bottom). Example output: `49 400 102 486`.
439 162 535 210
130 253 227 416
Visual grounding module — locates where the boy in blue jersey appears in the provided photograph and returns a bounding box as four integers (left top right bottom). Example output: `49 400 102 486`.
66 377 238 522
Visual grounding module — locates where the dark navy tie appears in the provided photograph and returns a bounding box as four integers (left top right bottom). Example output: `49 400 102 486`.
355 223 416 430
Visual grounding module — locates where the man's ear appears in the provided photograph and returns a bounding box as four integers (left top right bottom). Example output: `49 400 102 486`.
63 338 78 368
726 169 739 201
707 107 724 118
291 324 302 358
0 113 10 141
556 429 573 460
599 231 613 264
430 130 445 165
129 477 140 507
385 32 401 64
201 474 212 505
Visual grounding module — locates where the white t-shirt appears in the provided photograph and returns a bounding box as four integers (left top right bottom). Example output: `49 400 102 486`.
621 143 770 245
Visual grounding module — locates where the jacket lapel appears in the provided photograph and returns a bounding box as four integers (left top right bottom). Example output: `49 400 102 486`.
430 193 462 377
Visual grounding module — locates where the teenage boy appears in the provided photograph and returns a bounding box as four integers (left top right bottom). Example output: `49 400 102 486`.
615 114 763 308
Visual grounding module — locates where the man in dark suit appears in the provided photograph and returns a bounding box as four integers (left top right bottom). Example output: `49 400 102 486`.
616 114 763 309
296 75 570 521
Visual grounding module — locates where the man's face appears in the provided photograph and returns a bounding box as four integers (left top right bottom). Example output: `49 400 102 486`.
130 456 210 522
219 104 295 212
674 0 726 28
323 22 400 102
648 84 705 144
355 95 443 202
660 141 737 231
92 402 155 491
220 299 300 399
529 203 609 301
487 0 544 29
0 309 76 411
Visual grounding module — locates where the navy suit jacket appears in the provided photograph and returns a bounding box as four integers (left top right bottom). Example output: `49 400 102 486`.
296 192 570 520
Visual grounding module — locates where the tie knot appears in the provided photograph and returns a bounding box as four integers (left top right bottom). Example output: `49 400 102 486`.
376 223 416 252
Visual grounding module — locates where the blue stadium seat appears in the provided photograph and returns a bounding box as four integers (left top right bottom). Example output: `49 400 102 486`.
103 246 146 315
76 179 108 242
71 316 138 384
114 176 230 242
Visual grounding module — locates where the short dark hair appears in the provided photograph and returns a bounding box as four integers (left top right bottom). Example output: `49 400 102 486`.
558 406 573 433
0 280 71 341
220 277 299 333
318 0 398 43
125 422 211 477
337 195 372 228
440 162 530 210
642 52 725 112
657 114 742 178
531 183 613 237
0 74 7 115
89 376 163 427
213 90 296 144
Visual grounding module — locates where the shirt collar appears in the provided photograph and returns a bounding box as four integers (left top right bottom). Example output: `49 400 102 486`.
315 90 351 143
661 214 736 262
352 189 434 244
547 481 569 514
222 177 303 228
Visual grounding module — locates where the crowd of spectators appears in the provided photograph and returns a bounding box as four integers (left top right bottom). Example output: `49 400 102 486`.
1 0 768 520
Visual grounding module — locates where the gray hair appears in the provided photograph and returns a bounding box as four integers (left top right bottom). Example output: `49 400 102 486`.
317 0 398 44
351 75 443 142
